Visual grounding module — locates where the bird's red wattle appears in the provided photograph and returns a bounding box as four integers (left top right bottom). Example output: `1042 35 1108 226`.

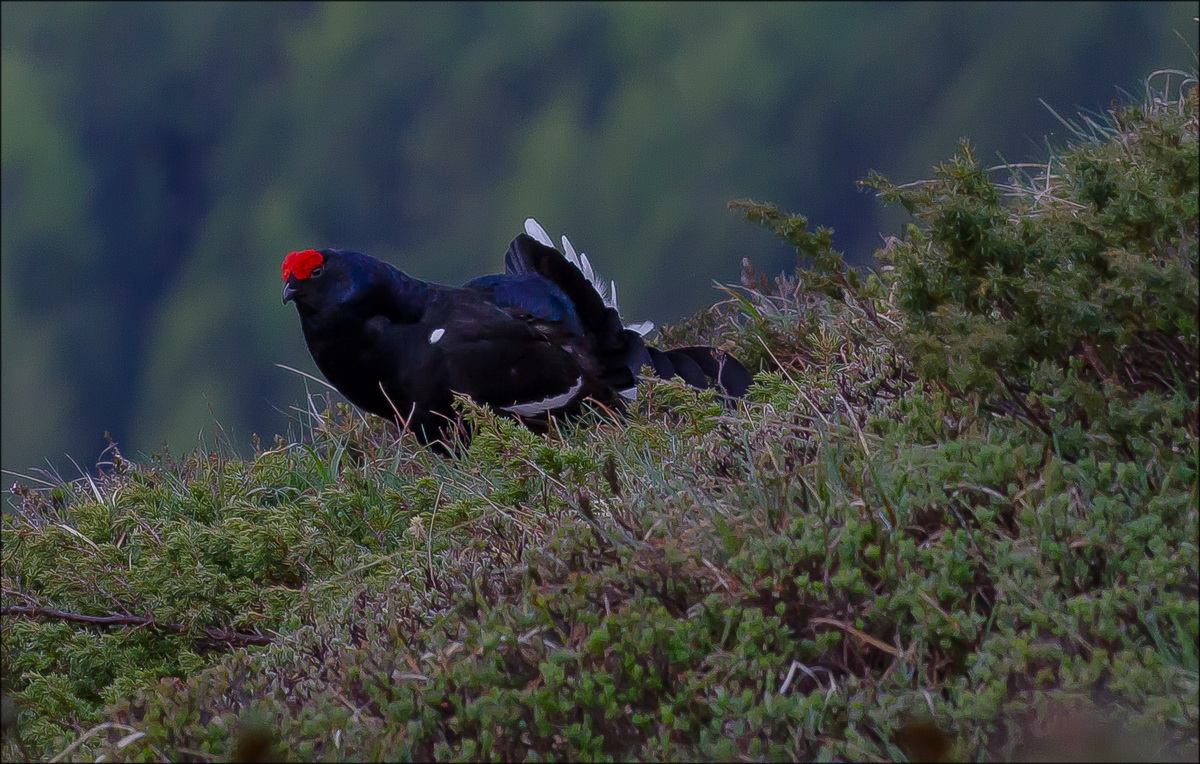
282 250 323 281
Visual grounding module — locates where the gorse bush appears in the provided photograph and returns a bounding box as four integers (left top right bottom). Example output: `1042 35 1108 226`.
2 71 1197 762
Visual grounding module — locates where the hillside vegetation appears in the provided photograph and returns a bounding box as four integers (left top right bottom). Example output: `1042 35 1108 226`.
2 71 1197 762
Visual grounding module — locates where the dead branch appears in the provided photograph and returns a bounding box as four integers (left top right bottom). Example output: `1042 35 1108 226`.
1 605 272 648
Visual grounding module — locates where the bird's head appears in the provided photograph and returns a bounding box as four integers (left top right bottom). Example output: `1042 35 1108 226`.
283 247 426 324
281 248 361 313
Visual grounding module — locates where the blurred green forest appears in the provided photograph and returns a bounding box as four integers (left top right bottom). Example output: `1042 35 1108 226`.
1 1 1195 477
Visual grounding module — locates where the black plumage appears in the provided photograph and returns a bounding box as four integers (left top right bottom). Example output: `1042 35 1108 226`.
282 219 752 444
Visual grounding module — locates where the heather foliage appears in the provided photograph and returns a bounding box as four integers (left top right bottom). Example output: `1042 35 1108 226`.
2 73 1197 762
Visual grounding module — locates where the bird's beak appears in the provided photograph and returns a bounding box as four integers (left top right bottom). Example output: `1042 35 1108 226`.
282 281 299 305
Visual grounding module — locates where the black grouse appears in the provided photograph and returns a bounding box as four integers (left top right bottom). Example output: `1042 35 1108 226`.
282 218 752 444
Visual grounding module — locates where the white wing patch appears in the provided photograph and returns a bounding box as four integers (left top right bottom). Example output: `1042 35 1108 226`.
523 217 655 337
428 328 445 344
501 375 584 416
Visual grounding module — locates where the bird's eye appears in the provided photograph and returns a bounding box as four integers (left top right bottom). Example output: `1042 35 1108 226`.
310 266 324 278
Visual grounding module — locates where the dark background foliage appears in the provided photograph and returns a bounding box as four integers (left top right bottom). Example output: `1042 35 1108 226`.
1 1 1195 476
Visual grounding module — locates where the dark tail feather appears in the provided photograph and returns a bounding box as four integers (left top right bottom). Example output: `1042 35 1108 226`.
646 344 753 397
648 347 709 389
670 346 754 397
644 345 677 381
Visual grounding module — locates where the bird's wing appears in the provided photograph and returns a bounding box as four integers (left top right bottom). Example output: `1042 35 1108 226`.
462 272 586 337
411 292 591 416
